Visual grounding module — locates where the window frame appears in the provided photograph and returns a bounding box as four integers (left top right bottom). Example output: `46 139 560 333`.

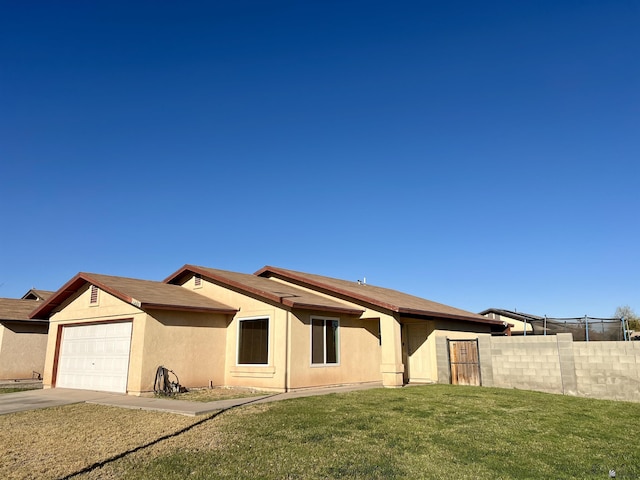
310 316 340 367
236 316 270 366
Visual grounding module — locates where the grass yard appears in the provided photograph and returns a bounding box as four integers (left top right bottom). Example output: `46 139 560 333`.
0 404 204 480
0 387 37 394
0 384 42 395
3 385 640 479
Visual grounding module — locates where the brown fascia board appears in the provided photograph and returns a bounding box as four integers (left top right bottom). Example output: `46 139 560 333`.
281 299 363 315
165 265 363 315
257 266 503 326
29 273 134 319
30 272 238 319
398 308 506 326
29 274 85 319
0 318 49 326
140 303 237 314
166 265 286 304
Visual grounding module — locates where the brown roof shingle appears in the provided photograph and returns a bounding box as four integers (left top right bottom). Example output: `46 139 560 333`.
0 299 48 323
255 266 503 325
165 265 364 315
30 273 237 319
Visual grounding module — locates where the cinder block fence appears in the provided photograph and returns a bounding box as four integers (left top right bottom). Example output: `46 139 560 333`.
435 332 640 402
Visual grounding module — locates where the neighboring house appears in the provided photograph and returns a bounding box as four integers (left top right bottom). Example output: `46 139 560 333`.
21 289 55 301
0 291 52 380
479 308 542 335
32 265 506 395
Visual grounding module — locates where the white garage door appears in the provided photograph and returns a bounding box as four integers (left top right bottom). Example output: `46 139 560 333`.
57 322 133 393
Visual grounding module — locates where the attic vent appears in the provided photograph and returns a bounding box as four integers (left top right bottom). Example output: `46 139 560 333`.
194 274 202 287
90 285 99 304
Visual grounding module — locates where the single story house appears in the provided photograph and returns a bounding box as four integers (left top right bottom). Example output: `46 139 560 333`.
479 308 542 335
21 289 54 301
0 291 52 380
32 265 506 395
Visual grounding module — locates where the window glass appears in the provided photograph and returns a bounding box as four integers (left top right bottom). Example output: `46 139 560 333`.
311 317 339 365
238 318 268 364
312 319 325 364
326 320 338 363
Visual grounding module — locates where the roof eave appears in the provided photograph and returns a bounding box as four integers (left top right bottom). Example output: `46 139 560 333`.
398 307 505 325
29 274 91 319
141 303 238 315
256 266 400 312
167 265 301 307
282 299 364 315
0 319 49 325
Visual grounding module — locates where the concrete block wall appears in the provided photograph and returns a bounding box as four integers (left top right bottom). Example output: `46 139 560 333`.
487 335 565 394
573 341 640 402
436 331 640 402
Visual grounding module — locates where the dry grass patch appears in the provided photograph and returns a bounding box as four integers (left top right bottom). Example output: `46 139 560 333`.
0 403 203 480
159 386 271 402
81 404 271 479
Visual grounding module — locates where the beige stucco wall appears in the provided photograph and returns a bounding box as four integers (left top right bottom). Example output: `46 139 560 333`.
482 312 532 334
130 310 229 395
402 320 435 383
43 284 229 395
43 284 144 390
287 310 381 389
180 275 387 390
181 276 289 391
0 322 48 380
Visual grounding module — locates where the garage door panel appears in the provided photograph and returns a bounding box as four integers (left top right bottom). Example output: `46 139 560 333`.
57 322 132 393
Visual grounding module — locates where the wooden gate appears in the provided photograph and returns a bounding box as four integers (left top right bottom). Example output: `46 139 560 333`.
448 339 481 386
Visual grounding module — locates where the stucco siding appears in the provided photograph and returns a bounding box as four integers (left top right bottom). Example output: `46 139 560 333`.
0 323 48 380
403 320 435 383
287 311 381 389
42 286 144 390
180 276 289 390
133 310 229 394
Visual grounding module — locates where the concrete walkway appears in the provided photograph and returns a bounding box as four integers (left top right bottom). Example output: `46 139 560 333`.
0 382 382 416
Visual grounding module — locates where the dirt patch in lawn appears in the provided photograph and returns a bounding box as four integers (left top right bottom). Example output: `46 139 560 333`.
150 386 271 402
0 403 205 480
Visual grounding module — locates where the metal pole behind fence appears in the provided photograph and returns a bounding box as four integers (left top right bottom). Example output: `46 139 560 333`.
585 315 589 342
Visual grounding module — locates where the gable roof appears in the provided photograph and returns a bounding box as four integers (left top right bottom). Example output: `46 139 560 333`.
479 308 543 323
0 298 48 324
164 265 364 315
29 273 238 319
21 289 55 301
255 266 503 326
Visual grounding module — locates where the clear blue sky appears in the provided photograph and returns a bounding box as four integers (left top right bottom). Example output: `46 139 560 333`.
1 1 638 317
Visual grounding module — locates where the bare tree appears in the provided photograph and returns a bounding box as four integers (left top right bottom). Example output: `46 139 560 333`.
615 305 639 331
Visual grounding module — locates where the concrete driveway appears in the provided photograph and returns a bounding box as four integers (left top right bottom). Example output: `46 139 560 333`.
0 388 117 415
0 382 382 416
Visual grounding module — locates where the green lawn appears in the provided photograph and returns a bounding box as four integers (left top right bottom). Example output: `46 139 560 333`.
0 386 41 394
81 385 640 480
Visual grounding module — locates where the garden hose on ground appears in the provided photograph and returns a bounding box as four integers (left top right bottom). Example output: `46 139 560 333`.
153 365 185 395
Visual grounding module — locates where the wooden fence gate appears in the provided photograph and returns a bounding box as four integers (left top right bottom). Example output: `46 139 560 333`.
448 339 481 386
